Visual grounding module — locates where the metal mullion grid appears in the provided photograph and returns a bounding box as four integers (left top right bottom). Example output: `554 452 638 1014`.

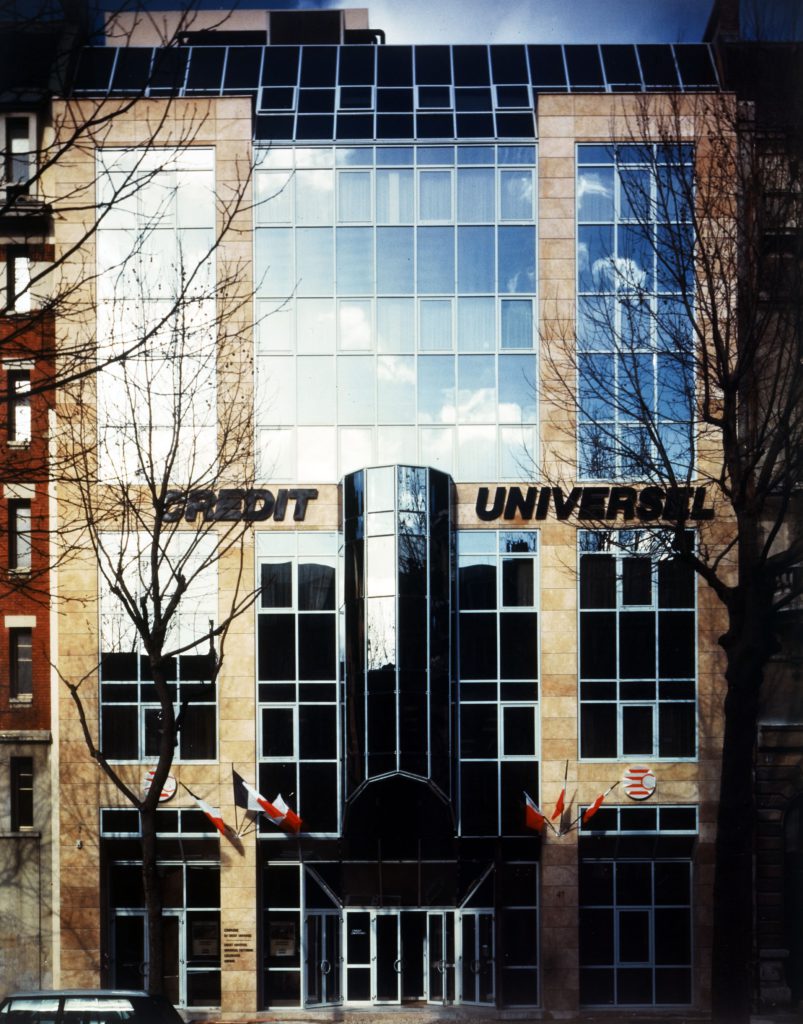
292 48 303 140
613 149 659 476
612 862 654 1005
650 856 692 985
218 47 232 98
425 482 434 778
668 46 684 93
632 47 647 92
393 472 400 771
597 44 610 93
575 147 615 477
616 549 659 760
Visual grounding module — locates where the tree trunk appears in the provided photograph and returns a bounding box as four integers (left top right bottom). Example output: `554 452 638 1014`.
141 805 164 995
711 607 768 1024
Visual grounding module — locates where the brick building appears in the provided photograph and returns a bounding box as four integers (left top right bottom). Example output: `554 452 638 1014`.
0 24 57 994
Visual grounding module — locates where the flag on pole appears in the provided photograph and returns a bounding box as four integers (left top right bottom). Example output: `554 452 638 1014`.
524 792 546 833
551 760 568 820
186 789 229 837
232 770 301 834
232 769 266 813
582 782 619 824
272 794 302 834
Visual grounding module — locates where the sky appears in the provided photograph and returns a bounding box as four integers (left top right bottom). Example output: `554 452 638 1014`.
338 0 714 45
13 0 803 42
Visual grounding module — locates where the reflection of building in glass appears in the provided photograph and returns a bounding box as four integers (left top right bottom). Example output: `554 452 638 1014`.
38 3 800 1019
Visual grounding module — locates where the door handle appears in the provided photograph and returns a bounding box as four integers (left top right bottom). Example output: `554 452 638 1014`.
320 960 331 975
393 958 402 974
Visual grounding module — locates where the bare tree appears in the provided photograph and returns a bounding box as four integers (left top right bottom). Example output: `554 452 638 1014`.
543 85 802 1024
54 137 265 994
0 0 247 602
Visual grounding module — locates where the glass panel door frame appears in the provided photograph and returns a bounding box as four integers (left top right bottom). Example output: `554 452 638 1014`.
427 910 455 1005
111 909 184 1005
458 909 495 1005
372 910 401 1004
304 911 343 1007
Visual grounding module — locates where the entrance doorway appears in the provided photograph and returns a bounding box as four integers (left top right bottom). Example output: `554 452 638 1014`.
111 910 220 1007
460 910 494 1004
341 909 456 1005
305 912 341 1006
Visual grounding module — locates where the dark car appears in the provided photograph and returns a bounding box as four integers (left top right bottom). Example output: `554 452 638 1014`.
0 991 184 1024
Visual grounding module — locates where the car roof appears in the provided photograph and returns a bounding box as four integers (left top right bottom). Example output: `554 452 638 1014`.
4 992 153 999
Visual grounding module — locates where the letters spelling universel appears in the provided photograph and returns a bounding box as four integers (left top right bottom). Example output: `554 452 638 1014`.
475 485 715 522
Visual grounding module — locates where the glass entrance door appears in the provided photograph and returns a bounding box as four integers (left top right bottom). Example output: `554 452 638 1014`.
305 913 342 1006
113 915 146 989
112 912 182 1003
427 912 455 1004
373 912 400 1004
460 911 495 1004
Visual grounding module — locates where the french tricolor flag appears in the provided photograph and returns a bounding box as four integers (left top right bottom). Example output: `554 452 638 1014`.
523 792 546 833
233 770 302 834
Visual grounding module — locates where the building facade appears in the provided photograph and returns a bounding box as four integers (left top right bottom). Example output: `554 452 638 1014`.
0 35 57 993
42 8 751 1018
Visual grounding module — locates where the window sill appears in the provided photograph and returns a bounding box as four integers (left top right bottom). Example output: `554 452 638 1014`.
9 695 33 706
7 568 32 577
7 440 31 449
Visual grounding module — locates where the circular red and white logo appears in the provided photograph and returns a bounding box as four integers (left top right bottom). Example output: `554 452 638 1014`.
142 771 177 802
623 765 656 800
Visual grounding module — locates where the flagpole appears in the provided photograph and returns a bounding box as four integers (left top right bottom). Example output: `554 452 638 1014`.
561 781 620 836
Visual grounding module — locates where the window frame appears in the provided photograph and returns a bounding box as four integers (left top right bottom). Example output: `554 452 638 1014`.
457 529 540 837
579 853 694 1007
7 367 31 443
10 756 34 830
2 113 36 195
8 498 32 572
577 531 697 762
256 531 340 838
9 626 33 699
2 247 32 314
575 143 696 482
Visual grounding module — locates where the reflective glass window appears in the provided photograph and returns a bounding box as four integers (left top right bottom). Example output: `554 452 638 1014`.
458 226 494 292
254 145 537 481
498 226 535 293
578 531 695 760
377 227 414 292
376 168 414 223
338 171 371 221
457 168 494 221
419 299 453 350
458 296 495 351
417 227 455 294
419 170 452 220
577 144 694 481
296 228 333 294
336 227 374 294
458 529 539 837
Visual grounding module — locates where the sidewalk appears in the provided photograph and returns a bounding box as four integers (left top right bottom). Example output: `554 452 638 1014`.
197 1010 803 1024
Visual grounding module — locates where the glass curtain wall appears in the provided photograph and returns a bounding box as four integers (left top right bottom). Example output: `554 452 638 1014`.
254 145 537 483
576 144 695 480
